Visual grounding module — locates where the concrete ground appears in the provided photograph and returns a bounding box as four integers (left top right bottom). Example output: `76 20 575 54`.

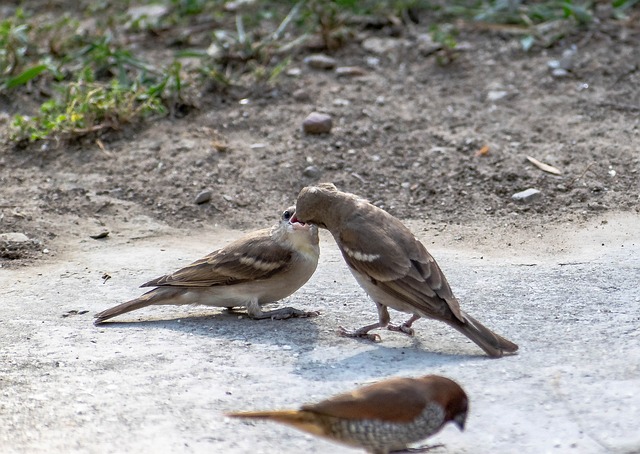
1 213 639 454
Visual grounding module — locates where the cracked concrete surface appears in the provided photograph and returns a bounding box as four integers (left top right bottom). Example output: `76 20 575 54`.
1 213 639 453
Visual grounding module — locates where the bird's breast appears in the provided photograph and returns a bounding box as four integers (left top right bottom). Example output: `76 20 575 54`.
322 402 446 452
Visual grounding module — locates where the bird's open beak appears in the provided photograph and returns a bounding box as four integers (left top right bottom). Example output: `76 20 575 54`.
289 215 311 231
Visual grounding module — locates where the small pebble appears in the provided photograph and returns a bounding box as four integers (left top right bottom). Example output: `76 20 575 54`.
303 166 322 179
487 90 508 102
365 56 380 68
512 188 542 202
559 46 577 70
127 5 168 25
302 112 332 134
0 232 30 242
224 0 256 12
551 68 569 78
548 47 575 77
286 67 302 77
416 33 442 55
335 66 366 77
89 231 109 240
292 88 311 102
303 54 336 70
195 190 212 204
333 98 350 106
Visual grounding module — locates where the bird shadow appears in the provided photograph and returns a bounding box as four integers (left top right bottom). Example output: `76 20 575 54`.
96 305 323 348
292 337 490 382
95 306 504 382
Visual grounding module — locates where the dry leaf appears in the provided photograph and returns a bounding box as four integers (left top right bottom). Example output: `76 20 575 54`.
526 156 562 175
475 145 490 157
212 139 229 152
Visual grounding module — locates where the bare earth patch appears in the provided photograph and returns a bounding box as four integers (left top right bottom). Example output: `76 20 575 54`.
1 17 639 267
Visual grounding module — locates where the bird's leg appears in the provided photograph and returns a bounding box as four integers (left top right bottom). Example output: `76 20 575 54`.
246 299 319 320
387 314 420 336
338 303 389 342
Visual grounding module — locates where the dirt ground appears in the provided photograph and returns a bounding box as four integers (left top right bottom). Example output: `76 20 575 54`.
1 8 639 266
1 6 640 454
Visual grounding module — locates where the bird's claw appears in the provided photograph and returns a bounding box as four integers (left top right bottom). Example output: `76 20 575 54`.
387 323 415 336
304 310 321 318
337 326 382 342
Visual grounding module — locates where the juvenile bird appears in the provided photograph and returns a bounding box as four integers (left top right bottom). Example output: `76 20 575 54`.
293 183 518 357
227 374 468 454
94 206 319 324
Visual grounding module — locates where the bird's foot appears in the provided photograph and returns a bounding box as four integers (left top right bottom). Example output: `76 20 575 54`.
387 323 415 336
252 307 320 320
337 326 382 342
391 444 444 453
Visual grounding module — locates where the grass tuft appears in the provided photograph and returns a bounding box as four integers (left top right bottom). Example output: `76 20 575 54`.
0 1 637 145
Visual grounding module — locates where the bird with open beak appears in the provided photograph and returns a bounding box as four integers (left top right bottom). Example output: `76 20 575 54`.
94 206 319 324
292 183 518 358
227 374 468 454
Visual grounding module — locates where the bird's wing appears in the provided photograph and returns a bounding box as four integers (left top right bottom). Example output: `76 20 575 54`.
338 218 463 321
141 229 294 287
302 378 427 423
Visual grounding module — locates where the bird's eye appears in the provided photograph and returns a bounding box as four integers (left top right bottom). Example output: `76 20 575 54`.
283 210 292 220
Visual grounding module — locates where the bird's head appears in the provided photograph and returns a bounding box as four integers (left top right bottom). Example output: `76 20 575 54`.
281 205 319 246
293 183 357 230
416 375 469 431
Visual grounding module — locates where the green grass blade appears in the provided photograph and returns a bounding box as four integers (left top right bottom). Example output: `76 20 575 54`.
5 64 48 89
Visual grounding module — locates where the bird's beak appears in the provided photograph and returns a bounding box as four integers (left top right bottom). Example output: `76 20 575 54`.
289 215 311 231
454 413 466 431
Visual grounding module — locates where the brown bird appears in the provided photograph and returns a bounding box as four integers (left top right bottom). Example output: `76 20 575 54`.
94 206 319 324
292 183 518 357
227 374 468 454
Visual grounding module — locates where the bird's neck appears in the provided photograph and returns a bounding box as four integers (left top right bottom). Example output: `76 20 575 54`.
321 196 359 230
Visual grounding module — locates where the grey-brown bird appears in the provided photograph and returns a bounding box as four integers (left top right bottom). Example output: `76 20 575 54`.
292 183 518 357
227 374 468 454
94 206 319 324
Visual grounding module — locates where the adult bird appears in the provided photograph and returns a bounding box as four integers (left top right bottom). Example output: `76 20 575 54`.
292 183 518 357
227 374 468 454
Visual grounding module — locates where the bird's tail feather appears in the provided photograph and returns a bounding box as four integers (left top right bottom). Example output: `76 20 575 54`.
452 311 519 358
226 410 326 437
94 290 158 325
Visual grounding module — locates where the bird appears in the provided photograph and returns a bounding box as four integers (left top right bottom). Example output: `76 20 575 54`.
226 374 468 454
292 183 518 357
94 206 320 324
